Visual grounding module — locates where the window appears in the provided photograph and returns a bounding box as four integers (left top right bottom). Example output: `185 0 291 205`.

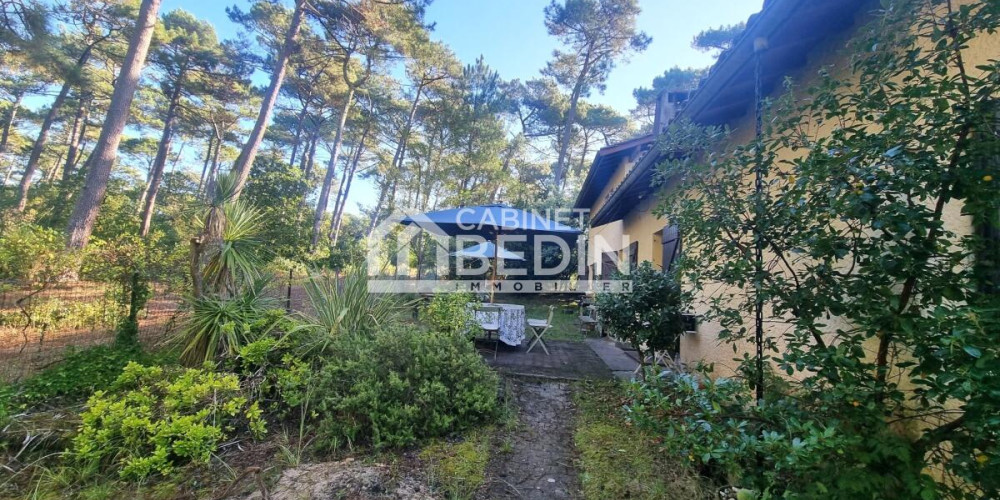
628 241 639 271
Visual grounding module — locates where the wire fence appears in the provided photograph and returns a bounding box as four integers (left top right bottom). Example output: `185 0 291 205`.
0 281 184 383
2 269 362 383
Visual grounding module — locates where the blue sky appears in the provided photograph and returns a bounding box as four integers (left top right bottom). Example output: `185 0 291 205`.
171 0 762 115
153 0 764 212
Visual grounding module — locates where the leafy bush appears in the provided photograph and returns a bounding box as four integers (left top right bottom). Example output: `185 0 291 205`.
15 343 154 408
0 221 77 285
422 292 478 336
228 330 310 413
72 362 265 480
309 327 499 450
627 369 939 498
596 262 685 367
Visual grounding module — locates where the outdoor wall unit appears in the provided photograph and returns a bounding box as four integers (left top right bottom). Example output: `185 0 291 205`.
682 313 698 333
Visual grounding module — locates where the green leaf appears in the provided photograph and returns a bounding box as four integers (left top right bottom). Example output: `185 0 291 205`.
963 346 982 359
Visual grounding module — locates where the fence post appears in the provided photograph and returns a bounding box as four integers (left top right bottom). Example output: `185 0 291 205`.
286 268 293 313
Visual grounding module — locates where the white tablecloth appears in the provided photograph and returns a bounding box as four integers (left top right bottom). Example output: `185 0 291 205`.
471 303 525 346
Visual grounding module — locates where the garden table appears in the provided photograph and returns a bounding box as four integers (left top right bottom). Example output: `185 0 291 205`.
469 302 525 346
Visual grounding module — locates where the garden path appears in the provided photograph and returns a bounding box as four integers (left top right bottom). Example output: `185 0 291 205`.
477 378 581 499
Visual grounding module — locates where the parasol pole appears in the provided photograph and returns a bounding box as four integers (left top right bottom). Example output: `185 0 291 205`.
490 230 498 303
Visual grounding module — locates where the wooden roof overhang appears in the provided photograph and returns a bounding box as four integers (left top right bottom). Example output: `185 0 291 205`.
587 0 868 228
573 133 655 211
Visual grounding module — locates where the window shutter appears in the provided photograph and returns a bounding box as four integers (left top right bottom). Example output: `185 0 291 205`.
661 225 681 272
628 241 639 271
601 252 618 280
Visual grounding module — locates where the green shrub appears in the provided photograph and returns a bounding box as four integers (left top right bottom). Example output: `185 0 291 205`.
0 221 77 285
228 328 311 413
2 295 127 331
16 343 153 407
422 292 478 337
596 262 685 366
71 362 265 480
627 370 937 498
311 327 499 450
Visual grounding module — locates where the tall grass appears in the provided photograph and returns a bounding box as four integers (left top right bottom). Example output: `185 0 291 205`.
294 268 404 353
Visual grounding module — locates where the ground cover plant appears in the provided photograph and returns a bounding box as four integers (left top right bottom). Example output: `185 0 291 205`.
72 362 265 480
573 379 711 500
419 427 494 498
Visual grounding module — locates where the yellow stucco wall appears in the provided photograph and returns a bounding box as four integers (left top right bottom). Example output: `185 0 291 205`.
586 3 997 378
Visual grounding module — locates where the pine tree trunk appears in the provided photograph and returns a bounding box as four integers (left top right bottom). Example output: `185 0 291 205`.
61 94 88 183
46 152 64 182
204 126 223 197
0 89 24 156
229 0 305 196
16 45 95 212
17 81 73 211
139 83 182 237
367 179 391 236
389 85 423 178
296 133 318 212
553 54 592 193
198 133 214 193
328 144 353 239
332 120 370 245
311 88 354 250
66 0 161 249
303 133 317 181
288 105 308 168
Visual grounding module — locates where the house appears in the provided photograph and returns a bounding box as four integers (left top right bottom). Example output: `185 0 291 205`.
573 0 999 375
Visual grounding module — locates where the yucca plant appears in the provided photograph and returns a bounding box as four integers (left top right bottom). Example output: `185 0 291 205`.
202 199 264 296
294 268 405 354
179 171 274 365
178 277 276 365
190 172 265 298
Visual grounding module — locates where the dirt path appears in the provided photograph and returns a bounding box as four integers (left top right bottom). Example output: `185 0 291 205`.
478 378 581 499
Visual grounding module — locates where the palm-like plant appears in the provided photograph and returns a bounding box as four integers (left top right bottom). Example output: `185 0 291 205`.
179 278 275 365
294 268 404 354
202 199 264 295
178 171 272 365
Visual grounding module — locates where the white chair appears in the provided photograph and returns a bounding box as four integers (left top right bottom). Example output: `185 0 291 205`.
474 304 503 359
527 305 554 355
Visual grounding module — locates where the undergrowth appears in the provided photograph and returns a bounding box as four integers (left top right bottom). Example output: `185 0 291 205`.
572 379 713 500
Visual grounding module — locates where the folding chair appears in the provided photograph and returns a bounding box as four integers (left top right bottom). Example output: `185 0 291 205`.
579 304 599 335
527 305 555 355
474 304 503 359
